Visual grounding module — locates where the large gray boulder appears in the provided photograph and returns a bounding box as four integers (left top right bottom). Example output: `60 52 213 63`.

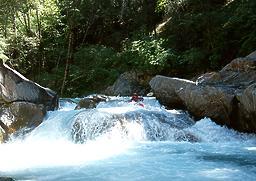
0 61 58 141
104 71 151 96
149 76 194 108
150 76 234 126
0 62 58 110
150 50 256 132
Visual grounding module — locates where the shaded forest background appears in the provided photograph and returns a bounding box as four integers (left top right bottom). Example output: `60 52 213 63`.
0 0 255 97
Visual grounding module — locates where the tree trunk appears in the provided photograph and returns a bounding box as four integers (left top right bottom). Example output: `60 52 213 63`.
12 9 17 42
36 8 41 40
3 14 8 38
60 31 73 97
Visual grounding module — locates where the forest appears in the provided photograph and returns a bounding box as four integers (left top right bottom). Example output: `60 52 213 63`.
0 0 255 97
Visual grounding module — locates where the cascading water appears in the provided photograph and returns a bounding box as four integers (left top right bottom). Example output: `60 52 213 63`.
0 96 256 181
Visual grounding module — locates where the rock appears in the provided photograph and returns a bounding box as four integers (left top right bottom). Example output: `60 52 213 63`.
0 62 58 111
246 50 256 60
71 108 195 143
149 76 195 109
0 177 15 181
150 50 256 132
104 71 151 96
196 72 222 85
174 130 200 142
236 83 256 132
0 127 4 143
75 95 108 109
0 61 59 142
150 76 234 126
179 84 234 126
0 102 45 133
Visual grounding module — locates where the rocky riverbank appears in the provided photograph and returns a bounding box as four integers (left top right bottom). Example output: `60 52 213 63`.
150 51 256 133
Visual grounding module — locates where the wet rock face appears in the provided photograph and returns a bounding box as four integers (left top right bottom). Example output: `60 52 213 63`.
0 61 59 142
0 102 45 133
71 109 198 143
150 50 256 132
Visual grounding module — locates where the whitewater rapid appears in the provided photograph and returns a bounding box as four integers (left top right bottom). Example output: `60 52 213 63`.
0 96 255 180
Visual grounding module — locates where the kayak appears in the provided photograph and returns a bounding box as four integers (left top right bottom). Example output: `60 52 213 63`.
129 101 144 107
137 103 144 107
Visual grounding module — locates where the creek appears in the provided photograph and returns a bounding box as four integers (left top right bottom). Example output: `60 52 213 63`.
0 97 256 180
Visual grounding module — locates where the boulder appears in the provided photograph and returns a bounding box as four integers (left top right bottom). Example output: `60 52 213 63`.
0 177 15 181
0 102 45 133
104 71 151 96
0 62 58 110
236 83 256 132
150 76 234 126
0 61 59 142
149 76 194 108
75 95 108 110
178 84 234 126
0 127 4 143
150 50 256 132
71 109 196 143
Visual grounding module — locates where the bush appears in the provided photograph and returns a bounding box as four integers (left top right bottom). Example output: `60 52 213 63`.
120 36 173 73
68 45 119 96
179 48 207 70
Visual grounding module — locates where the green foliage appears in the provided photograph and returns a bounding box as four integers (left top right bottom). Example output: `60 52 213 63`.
64 45 119 97
0 0 256 96
121 36 172 73
0 36 8 61
223 0 256 56
156 0 168 12
178 48 207 72
158 0 256 72
8 36 39 74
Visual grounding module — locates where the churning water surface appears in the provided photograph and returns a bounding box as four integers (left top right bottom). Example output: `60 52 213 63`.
0 97 256 181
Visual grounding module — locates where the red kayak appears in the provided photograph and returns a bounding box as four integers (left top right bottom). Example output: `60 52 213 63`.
129 101 144 107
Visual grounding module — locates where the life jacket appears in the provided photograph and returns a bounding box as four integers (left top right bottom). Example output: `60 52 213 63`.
131 95 143 102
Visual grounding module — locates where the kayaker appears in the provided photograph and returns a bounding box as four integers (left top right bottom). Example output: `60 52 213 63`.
130 93 144 102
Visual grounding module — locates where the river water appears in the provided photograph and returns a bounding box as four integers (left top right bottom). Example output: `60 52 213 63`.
0 97 255 181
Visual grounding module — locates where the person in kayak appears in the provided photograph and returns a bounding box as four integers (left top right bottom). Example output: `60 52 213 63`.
130 93 144 102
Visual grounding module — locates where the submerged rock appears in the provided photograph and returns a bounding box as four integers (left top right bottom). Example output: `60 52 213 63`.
0 61 59 142
174 131 200 142
75 95 108 109
150 50 256 132
0 177 15 181
71 108 197 143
